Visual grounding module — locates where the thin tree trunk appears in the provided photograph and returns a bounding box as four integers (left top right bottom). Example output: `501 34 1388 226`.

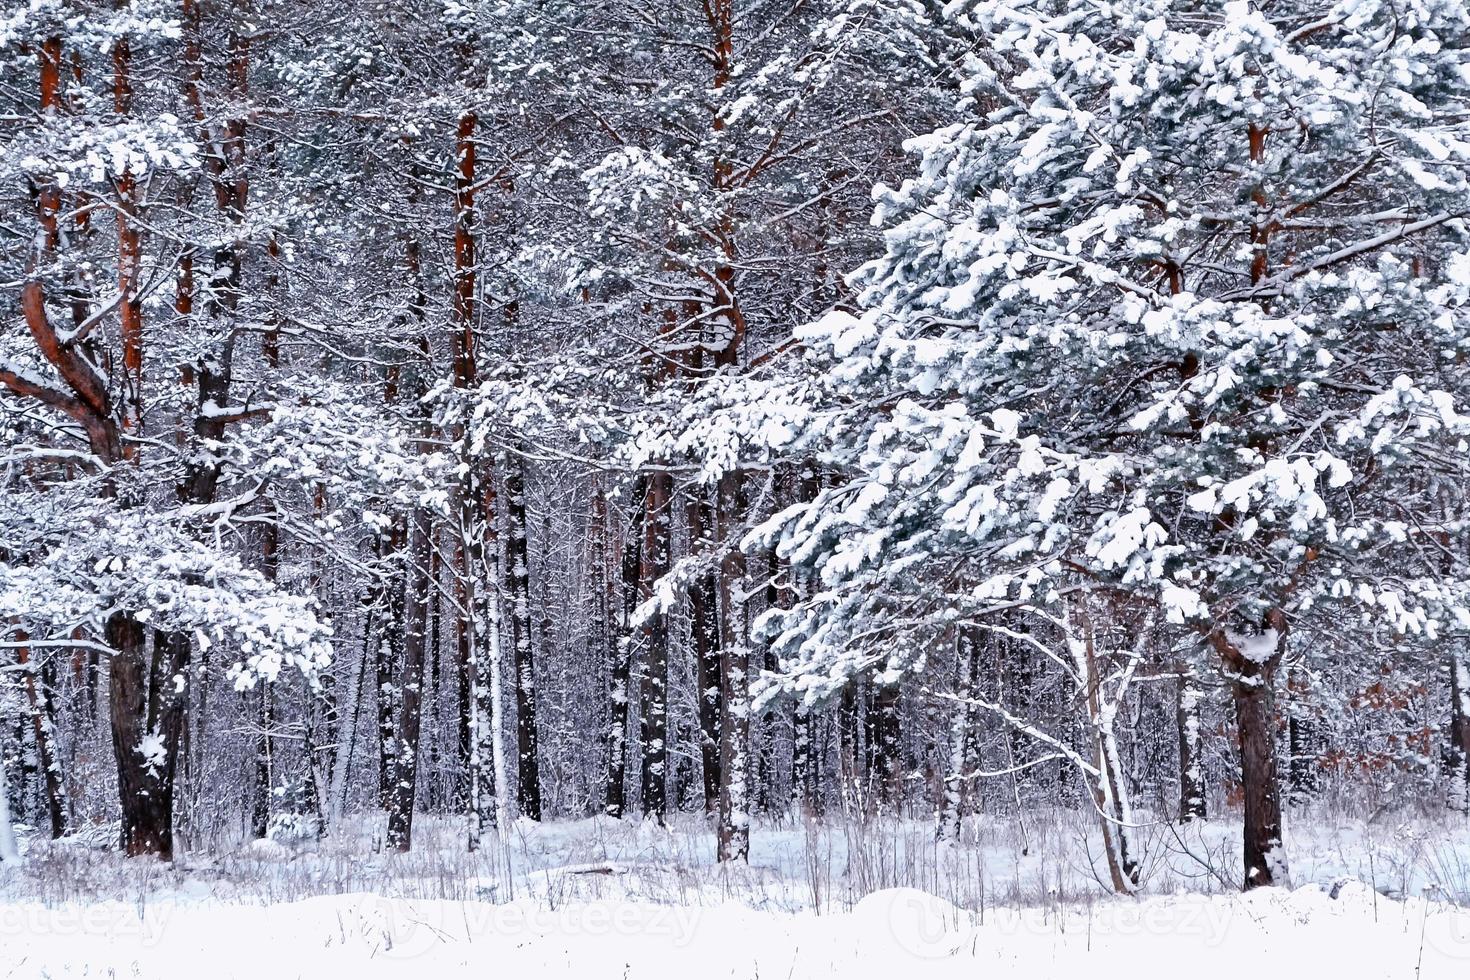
0 749 17 862
1177 662 1207 822
328 615 369 830
376 524 404 811
1287 666 1319 804
638 470 672 821
1066 601 1141 893
686 493 723 816
251 519 280 839
716 469 750 862
14 632 68 838
605 478 645 818
838 686 859 810
1450 648 1470 813
938 627 982 841
867 683 901 810
469 475 510 846
386 506 433 851
502 452 542 821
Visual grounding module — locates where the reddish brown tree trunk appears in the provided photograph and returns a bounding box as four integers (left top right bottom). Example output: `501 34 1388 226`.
1213 622 1288 890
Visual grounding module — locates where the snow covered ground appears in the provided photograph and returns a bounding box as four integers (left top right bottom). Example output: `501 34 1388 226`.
4 883 1470 978
3 809 1470 977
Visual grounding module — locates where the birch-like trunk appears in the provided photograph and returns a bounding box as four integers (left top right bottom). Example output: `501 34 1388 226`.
938 627 982 841
716 469 750 862
1447 648 1470 813
0 752 17 862
1177 662 1206 822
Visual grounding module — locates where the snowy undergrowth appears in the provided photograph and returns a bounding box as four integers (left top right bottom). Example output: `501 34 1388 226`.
5 808 1470 977
3 805 1469 913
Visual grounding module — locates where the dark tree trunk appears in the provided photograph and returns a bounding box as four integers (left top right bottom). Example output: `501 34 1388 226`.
867 683 902 809
375 525 405 811
686 492 723 815
14 632 69 838
605 477 645 818
107 614 188 859
503 452 542 821
1213 623 1288 890
1287 666 1320 804
386 508 433 851
838 685 860 806
716 470 750 861
638 470 672 821
250 685 274 839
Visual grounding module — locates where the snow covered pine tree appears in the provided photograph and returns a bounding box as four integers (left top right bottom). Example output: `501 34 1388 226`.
746 0 1470 891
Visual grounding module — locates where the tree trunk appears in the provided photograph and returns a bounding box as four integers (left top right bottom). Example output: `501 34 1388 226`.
1450 648 1470 812
250 684 275 839
685 492 723 815
716 470 750 861
107 614 187 858
386 507 433 851
605 477 645 818
1177 662 1207 822
14 632 69 838
1286 666 1319 804
1213 623 1289 890
0 748 17 861
376 524 405 811
638 470 673 821
502 452 542 821
867 683 901 810
938 627 982 841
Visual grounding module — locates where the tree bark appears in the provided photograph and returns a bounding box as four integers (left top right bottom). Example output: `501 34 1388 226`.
1177 662 1207 822
107 614 187 858
867 683 901 809
638 470 672 821
685 492 723 815
375 524 405 811
716 470 750 861
1287 666 1320 804
938 627 982 841
502 452 542 821
1450 648 1470 812
14 631 69 838
386 506 433 851
605 477 645 818
1212 622 1289 890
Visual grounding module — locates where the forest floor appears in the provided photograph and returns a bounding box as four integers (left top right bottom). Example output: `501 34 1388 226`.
3 806 1470 977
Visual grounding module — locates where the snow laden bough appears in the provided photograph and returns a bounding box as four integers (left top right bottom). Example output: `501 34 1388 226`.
696 0 1470 894
0 506 332 859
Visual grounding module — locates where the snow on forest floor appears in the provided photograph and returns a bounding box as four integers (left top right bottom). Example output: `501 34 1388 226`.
3 807 1470 976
